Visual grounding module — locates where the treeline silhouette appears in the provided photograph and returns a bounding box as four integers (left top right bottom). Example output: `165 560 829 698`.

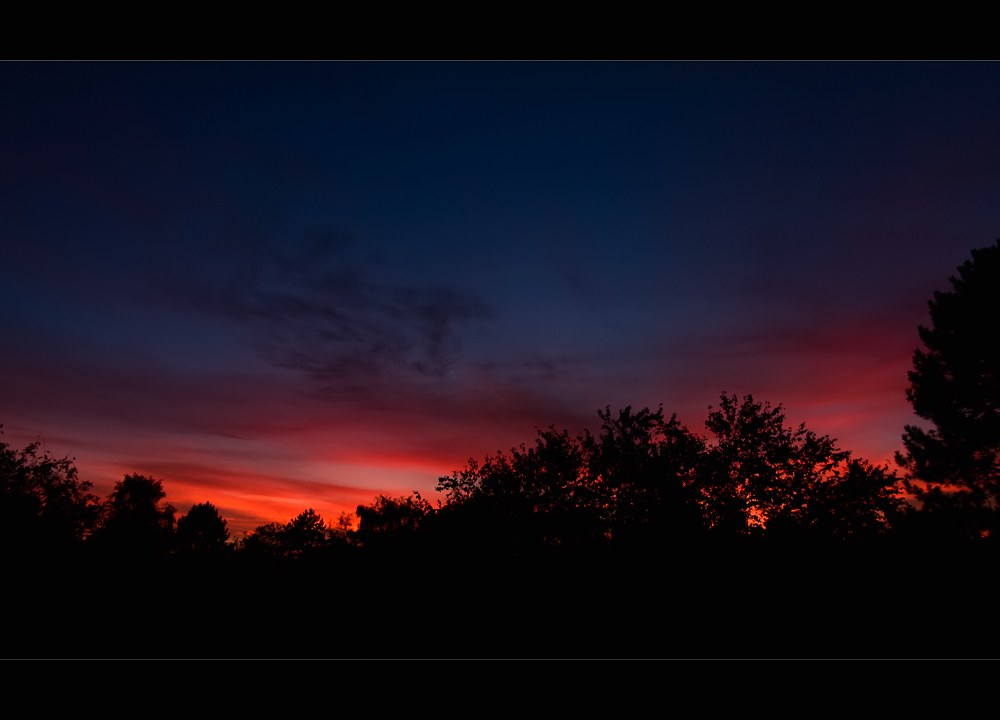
0 394 991 658
3 241 998 657
0 393 963 565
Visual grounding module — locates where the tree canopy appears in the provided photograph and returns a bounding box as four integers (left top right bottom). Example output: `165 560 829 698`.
0 430 100 550
897 241 1000 534
702 393 901 538
433 395 901 549
240 508 345 558
356 494 433 550
176 501 230 553
95 473 177 553
583 406 705 543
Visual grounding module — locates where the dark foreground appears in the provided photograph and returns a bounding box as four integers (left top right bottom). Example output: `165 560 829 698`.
5 542 993 659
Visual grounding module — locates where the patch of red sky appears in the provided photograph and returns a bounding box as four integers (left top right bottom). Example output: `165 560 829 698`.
1 292 934 534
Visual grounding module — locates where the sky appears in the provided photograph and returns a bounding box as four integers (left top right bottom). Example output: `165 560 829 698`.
2 62 999 533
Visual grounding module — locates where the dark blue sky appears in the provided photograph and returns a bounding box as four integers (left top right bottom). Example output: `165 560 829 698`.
2 63 998 530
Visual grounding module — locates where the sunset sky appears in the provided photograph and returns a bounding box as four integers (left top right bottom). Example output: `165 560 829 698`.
2 63 998 533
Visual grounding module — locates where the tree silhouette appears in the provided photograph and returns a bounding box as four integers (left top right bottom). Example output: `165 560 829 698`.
897 241 1000 535
582 406 706 545
95 473 176 553
283 508 328 556
357 494 431 538
331 511 355 537
703 393 900 538
176 501 230 553
239 521 285 557
431 396 903 551
0 430 100 551
434 410 711 552
239 509 337 559
436 426 598 553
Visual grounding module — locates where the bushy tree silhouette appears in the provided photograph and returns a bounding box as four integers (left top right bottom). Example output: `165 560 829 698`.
432 395 902 552
703 393 900 538
176 501 230 553
436 426 598 552
239 509 339 559
897 241 1000 536
283 508 327 555
356 494 432 539
0 430 100 550
239 521 285 557
329 511 355 539
582 406 705 544
95 474 176 553
436 409 709 551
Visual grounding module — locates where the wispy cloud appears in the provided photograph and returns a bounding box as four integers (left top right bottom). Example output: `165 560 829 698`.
165 233 491 387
